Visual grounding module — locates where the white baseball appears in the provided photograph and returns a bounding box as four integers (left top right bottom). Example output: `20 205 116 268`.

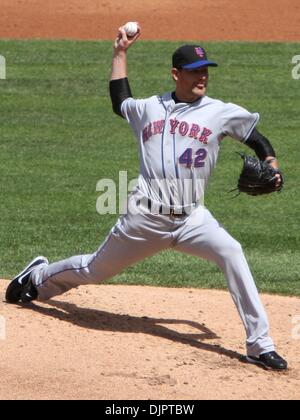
124 21 139 38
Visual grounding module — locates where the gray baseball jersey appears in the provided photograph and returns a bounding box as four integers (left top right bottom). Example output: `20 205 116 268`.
121 93 259 208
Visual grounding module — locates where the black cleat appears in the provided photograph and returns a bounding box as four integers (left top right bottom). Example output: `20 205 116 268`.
246 351 288 371
5 256 48 304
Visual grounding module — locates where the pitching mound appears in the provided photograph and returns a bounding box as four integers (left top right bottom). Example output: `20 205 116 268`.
0 281 299 400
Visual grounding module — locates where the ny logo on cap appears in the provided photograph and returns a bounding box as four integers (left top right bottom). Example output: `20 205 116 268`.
195 47 205 58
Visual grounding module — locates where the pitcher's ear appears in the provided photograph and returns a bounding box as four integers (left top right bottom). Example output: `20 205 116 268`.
172 68 180 82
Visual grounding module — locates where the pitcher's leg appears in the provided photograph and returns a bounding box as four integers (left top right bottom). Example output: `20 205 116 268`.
32 214 172 301
174 208 275 357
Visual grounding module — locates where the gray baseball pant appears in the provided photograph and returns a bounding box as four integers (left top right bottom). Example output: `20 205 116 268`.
31 199 275 357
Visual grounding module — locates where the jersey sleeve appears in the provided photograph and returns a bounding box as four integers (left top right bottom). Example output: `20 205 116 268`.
120 97 147 124
221 103 260 142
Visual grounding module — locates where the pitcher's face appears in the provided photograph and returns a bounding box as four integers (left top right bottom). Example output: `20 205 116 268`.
172 67 209 102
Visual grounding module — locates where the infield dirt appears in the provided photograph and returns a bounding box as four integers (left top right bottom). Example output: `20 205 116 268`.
0 0 300 41
1 282 300 400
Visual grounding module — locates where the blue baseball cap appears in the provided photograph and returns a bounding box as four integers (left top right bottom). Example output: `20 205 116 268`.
172 44 218 69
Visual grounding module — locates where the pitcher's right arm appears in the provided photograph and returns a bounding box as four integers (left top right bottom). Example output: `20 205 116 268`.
110 25 141 117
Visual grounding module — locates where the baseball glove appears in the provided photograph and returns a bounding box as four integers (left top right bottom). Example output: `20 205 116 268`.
235 153 284 196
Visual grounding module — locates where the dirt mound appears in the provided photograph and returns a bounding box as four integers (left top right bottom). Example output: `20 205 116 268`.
0 281 299 400
0 0 299 41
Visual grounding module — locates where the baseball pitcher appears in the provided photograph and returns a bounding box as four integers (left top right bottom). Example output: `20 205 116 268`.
5 24 287 371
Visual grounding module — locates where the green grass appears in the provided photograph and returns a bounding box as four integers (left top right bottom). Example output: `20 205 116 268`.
0 40 299 296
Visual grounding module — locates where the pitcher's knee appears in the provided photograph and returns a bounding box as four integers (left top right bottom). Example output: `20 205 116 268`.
217 238 244 260
85 257 117 284
230 239 243 254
